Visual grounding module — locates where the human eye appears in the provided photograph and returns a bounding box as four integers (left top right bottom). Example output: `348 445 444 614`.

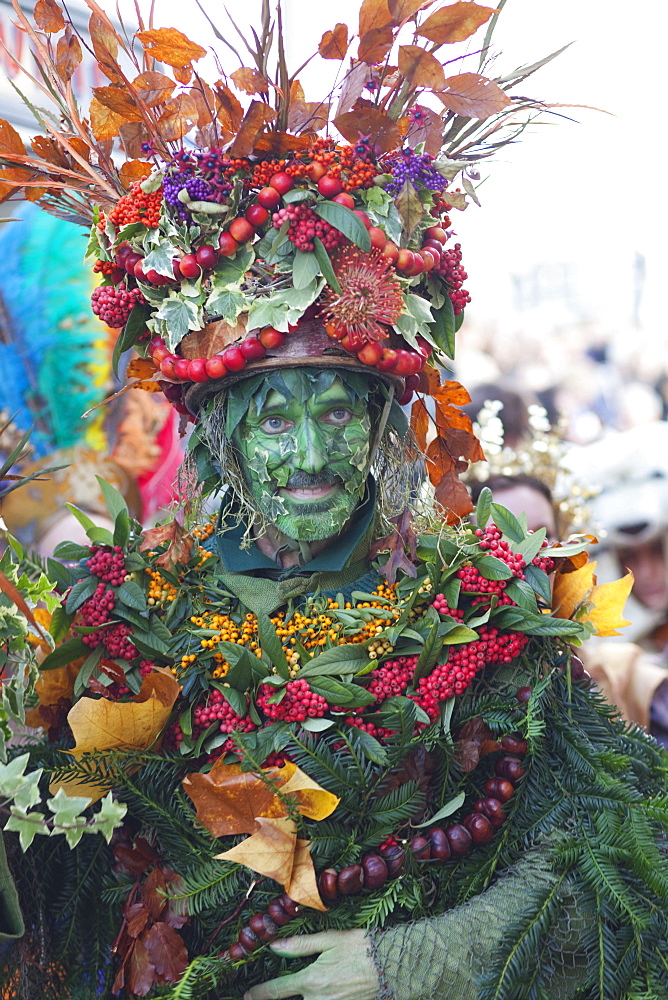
323 408 352 426
260 415 292 434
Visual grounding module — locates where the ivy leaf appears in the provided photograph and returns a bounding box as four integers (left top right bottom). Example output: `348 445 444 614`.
47 786 92 825
0 754 39 798
205 287 245 323
11 769 43 813
4 809 49 850
142 238 177 278
155 295 203 350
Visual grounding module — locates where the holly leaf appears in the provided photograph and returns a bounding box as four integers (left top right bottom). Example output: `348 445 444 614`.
418 2 496 44
319 24 349 59
436 73 512 119
136 27 207 67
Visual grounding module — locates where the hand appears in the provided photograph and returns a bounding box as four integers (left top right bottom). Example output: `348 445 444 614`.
243 929 380 1000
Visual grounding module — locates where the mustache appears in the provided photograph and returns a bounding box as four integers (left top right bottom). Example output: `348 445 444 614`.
284 471 342 489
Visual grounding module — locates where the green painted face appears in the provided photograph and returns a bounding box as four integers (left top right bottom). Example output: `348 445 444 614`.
232 376 372 541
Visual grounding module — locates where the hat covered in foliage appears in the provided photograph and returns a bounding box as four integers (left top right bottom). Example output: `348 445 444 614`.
0 0 556 519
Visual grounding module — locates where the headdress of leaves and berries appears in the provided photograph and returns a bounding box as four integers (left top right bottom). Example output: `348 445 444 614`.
0 0 564 521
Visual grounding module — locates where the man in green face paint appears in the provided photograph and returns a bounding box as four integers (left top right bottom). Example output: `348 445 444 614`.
232 376 372 548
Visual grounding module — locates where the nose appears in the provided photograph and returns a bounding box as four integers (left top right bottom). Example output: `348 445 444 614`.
294 417 328 474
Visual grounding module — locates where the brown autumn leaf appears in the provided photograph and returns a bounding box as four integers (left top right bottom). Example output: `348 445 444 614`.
127 937 156 997
31 662 80 715
402 104 443 155
30 134 69 169
125 902 150 939
418 363 442 396
455 717 499 771
49 672 180 802
119 121 151 159
89 96 126 140
360 0 393 37
358 25 395 64
436 73 511 119
92 86 143 122
434 468 474 522
370 508 418 584
142 922 189 983
319 24 349 59
183 761 286 837
180 316 247 358
132 71 175 106
214 83 244 137
231 67 269 95
389 0 435 22
0 118 27 157
410 396 430 454
418 2 496 44
127 358 159 380
89 12 123 84
230 101 276 157
189 82 215 127
443 188 468 211
334 107 401 153
173 65 193 86
139 518 193 568
335 62 369 117
119 160 152 189
398 45 446 90
217 815 299 887
34 0 65 33
56 25 82 82
0 119 29 198
287 81 329 134
254 132 315 156
289 839 328 911
136 27 207 68
157 94 198 142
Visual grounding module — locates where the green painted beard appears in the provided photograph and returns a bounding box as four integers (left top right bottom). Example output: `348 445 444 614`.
231 376 372 542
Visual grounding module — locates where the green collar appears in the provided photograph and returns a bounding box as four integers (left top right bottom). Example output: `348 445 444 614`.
211 480 379 615
214 478 377 577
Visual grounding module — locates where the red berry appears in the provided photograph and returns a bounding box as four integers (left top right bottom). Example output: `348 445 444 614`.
151 344 170 363
228 217 255 243
333 191 355 210
340 332 361 353
318 174 343 198
133 259 147 281
172 258 183 279
196 245 218 269
396 249 415 273
239 336 267 361
204 356 228 379
405 253 426 277
425 225 447 244
159 355 179 379
382 241 399 263
258 327 285 349
307 162 327 182
357 341 383 365
418 248 438 270
376 348 399 372
124 251 142 274
218 232 239 256
257 186 282 209
423 238 443 252
368 226 387 250
221 346 246 371
187 358 209 382
269 172 294 195
173 358 191 380
145 268 171 285
397 388 413 405
353 209 371 229
246 204 270 227
179 254 201 279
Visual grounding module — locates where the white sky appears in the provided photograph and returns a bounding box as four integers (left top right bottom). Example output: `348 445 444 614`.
111 0 668 342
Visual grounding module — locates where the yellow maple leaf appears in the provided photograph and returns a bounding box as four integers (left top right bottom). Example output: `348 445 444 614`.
552 559 634 636
50 671 179 802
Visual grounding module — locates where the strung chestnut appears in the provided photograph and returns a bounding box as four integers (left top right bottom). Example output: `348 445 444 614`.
428 827 451 861
318 868 339 902
337 864 365 894
474 797 505 826
445 823 472 857
249 913 278 942
380 844 406 876
495 755 526 782
516 686 532 703
238 927 261 953
408 835 432 861
362 854 389 889
464 813 494 844
279 893 301 917
267 899 292 927
485 777 514 802
500 734 528 756
228 941 251 961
